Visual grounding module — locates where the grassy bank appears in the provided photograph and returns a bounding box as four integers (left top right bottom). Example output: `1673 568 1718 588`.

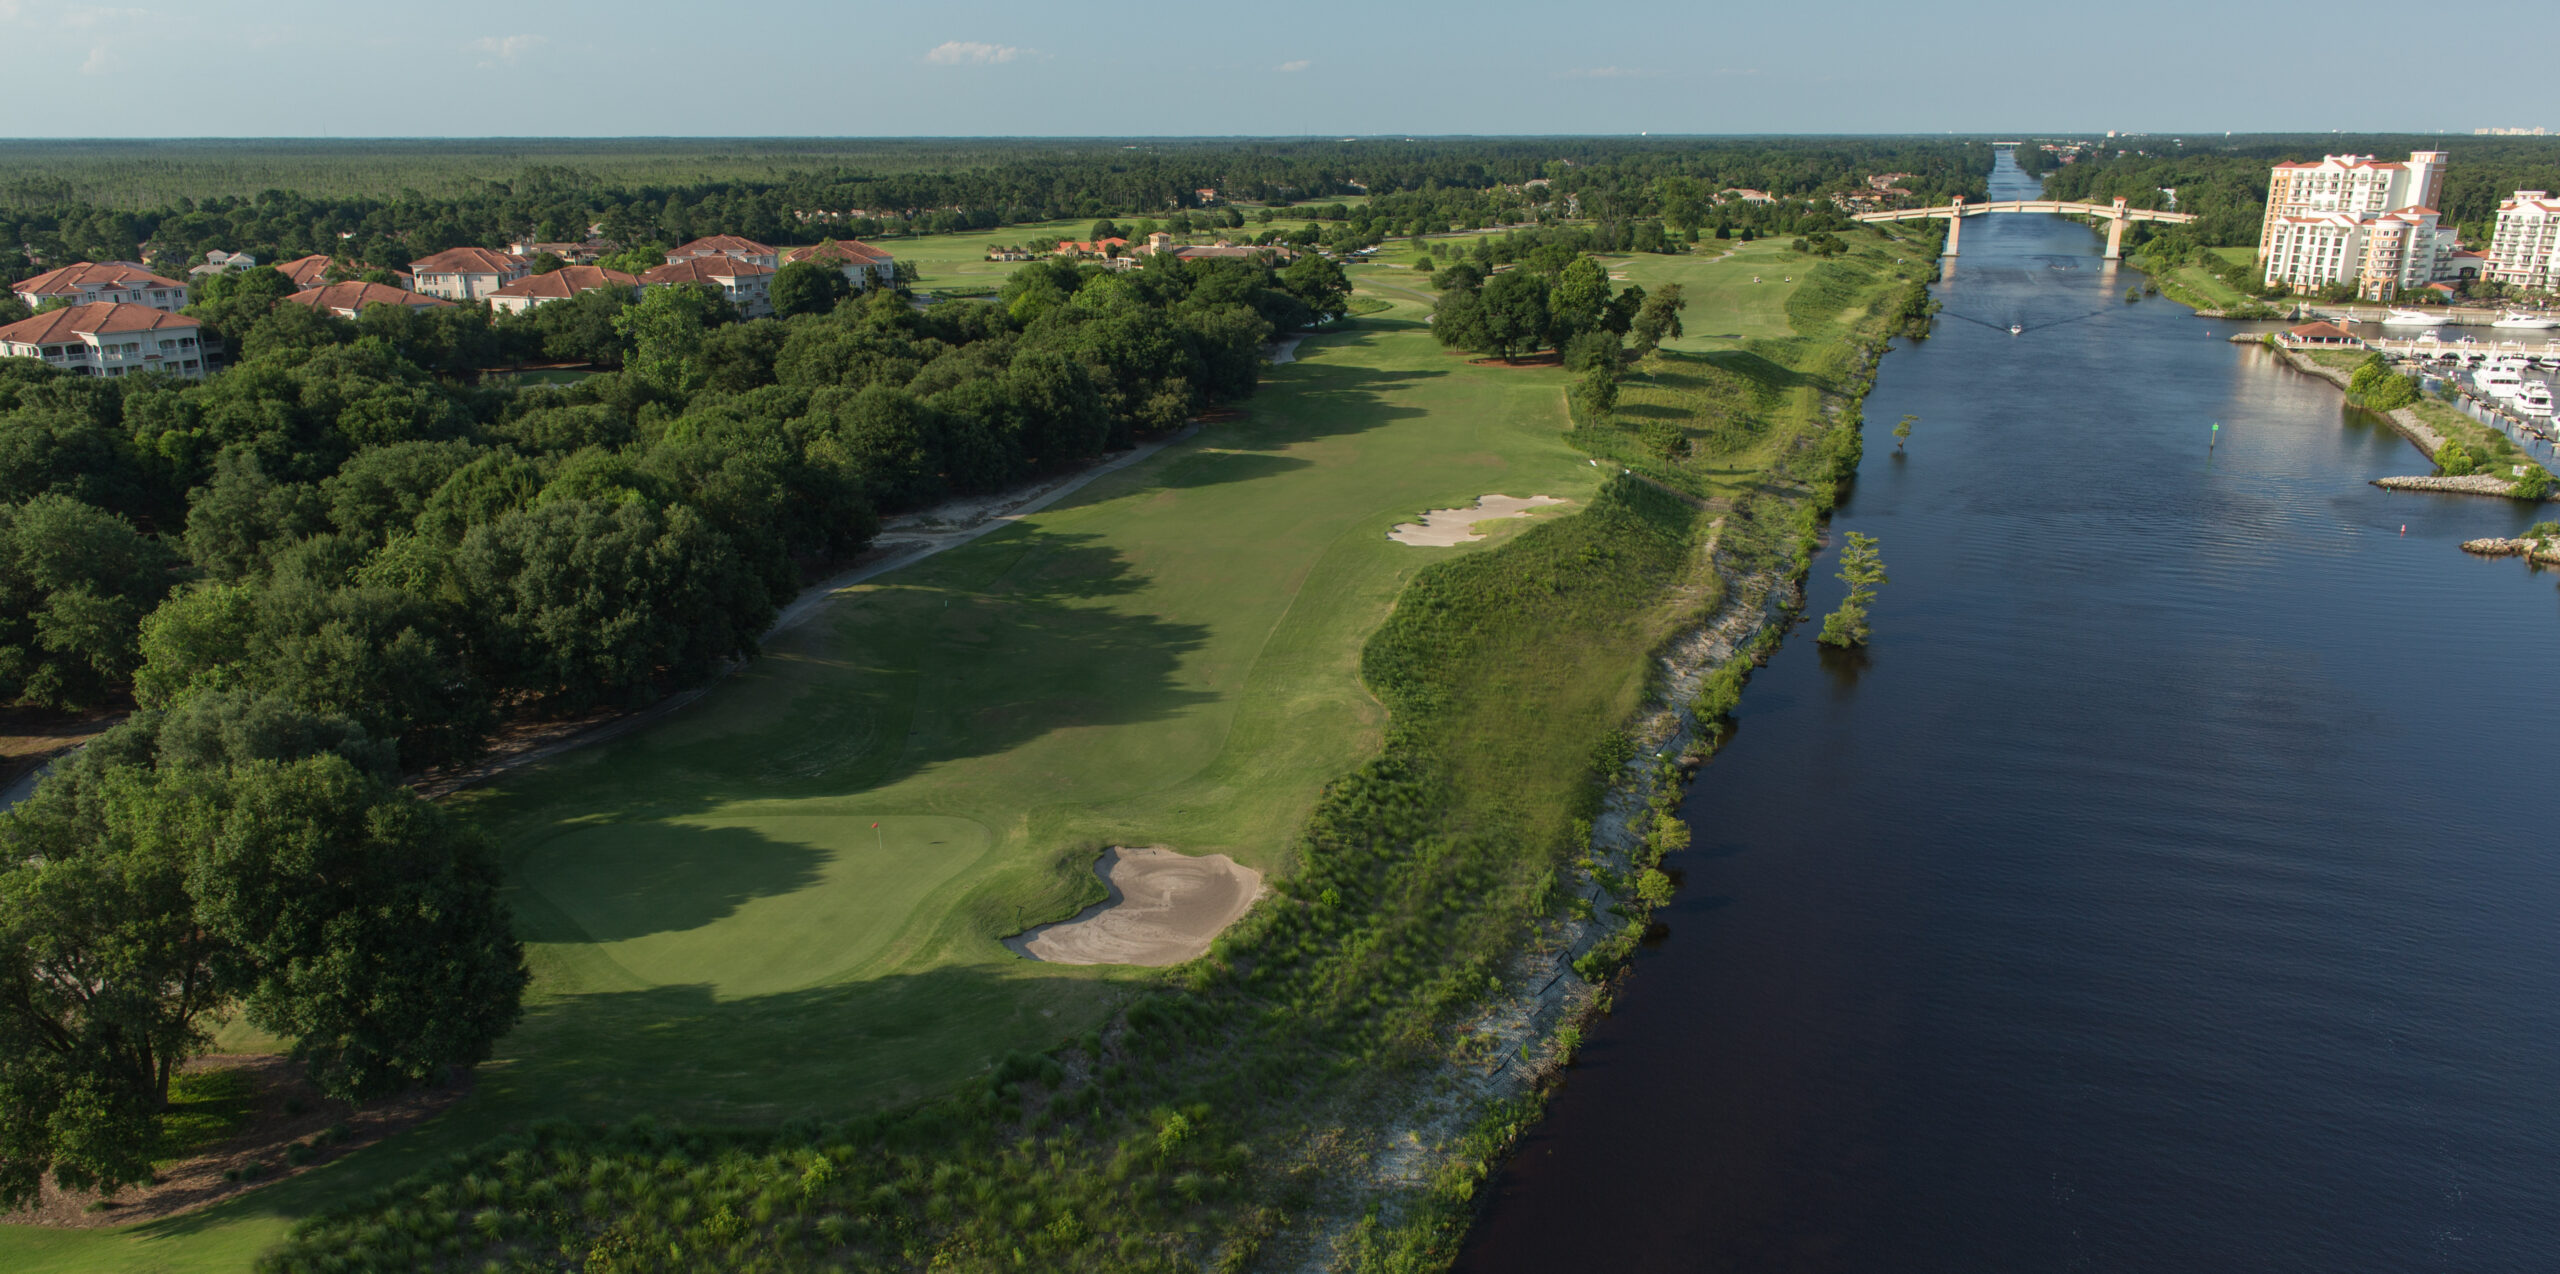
4 228 1922 1273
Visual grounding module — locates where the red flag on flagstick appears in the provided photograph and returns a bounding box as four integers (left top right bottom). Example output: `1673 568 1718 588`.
871 823 880 829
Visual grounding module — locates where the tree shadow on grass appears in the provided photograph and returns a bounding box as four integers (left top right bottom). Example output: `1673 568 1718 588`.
509 819 827 944
109 962 1127 1245
464 526 1222 859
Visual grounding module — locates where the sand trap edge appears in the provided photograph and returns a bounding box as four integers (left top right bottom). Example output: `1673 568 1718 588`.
1006 847 1266 967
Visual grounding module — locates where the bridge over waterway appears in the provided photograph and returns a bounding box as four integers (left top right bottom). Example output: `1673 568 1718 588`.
1855 196 2198 259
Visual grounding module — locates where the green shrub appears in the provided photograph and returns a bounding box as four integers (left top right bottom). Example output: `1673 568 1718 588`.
2435 441 2480 477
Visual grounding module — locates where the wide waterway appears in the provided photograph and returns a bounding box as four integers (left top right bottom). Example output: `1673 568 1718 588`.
1459 152 2560 1271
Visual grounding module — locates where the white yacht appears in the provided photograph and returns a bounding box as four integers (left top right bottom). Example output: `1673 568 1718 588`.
2381 308 2439 326
2517 382 2555 418
2474 359 2527 399
2491 311 2559 330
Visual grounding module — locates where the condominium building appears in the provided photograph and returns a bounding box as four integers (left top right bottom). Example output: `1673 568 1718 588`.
408 247 530 300
2484 192 2560 291
487 266 641 315
2257 151 2457 298
639 257 775 317
0 303 206 377
12 261 190 313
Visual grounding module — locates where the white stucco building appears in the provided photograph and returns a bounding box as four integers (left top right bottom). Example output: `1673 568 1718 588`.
2485 192 2560 291
408 247 530 300
0 303 206 377
13 261 190 313
2257 152 2457 299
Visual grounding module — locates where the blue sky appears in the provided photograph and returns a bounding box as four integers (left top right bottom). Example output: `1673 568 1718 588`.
2 0 2554 138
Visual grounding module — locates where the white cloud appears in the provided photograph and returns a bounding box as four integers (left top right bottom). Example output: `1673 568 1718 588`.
468 33 545 68
1555 66 1662 80
81 43 118 74
1275 59 1311 72
924 40 1036 66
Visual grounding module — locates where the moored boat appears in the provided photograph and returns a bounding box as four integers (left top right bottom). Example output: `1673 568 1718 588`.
2490 310 2559 331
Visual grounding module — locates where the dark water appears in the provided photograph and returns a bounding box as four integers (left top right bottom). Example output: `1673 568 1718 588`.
1459 155 2560 1272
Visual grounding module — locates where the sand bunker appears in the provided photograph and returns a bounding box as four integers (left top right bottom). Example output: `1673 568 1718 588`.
1387 494 1570 546
1007 847 1264 966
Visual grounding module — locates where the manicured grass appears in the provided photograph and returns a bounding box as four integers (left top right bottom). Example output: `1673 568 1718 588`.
1604 238 1822 352
2162 262 2252 310
1592 230 1936 498
1 273 1606 1274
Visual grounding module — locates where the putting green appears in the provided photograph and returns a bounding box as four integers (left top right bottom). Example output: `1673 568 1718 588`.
523 815 993 997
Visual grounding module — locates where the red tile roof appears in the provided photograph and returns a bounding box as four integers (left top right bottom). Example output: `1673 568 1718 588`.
274 254 336 288
2286 321 2359 342
1 302 201 344
408 247 527 275
669 235 777 259
783 239 895 266
13 261 185 295
641 258 773 284
281 281 454 313
492 266 640 299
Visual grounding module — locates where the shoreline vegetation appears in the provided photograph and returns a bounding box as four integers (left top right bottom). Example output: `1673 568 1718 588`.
2264 343 2557 501
2 133 1949 1272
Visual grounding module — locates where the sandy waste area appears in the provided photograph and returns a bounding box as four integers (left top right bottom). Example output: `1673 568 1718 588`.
1007 847 1264 966
1387 494 1570 546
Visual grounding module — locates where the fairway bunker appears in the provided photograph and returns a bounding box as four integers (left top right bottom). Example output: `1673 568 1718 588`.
1388 494 1570 546
1007 847 1264 966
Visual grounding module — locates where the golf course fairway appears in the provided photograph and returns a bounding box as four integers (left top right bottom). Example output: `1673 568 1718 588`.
1 223 1939 1272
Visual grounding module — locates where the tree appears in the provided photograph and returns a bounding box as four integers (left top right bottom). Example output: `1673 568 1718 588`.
1551 256 1612 336
611 282 732 395
2512 464 2554 502
525 252 567 275
1893 414 1915 450
1817 531 1887 648
2433 440 2479 477
0 703 524 1205
1628 282 1686 360
1477 270 1552 362
769 260 851 320
0 495 181 710
1278 254 1350 322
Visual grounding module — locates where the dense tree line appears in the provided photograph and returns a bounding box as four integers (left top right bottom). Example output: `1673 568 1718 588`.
1 138 1992 290
0 246 1330 1201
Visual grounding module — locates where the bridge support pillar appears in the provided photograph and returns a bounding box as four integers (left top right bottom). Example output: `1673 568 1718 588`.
2103 197 2129 260
1943 197 1964 257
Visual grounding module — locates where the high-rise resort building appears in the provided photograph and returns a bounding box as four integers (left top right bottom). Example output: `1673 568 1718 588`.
2484 192 2560 292
2256 152 2457 299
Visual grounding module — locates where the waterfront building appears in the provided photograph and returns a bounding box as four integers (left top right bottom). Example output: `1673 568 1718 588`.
2257 152 2460 299
2484 192 2560 291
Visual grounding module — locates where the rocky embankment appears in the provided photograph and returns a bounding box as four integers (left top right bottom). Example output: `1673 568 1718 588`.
2373 474 2553 499
2462 536 2560 564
